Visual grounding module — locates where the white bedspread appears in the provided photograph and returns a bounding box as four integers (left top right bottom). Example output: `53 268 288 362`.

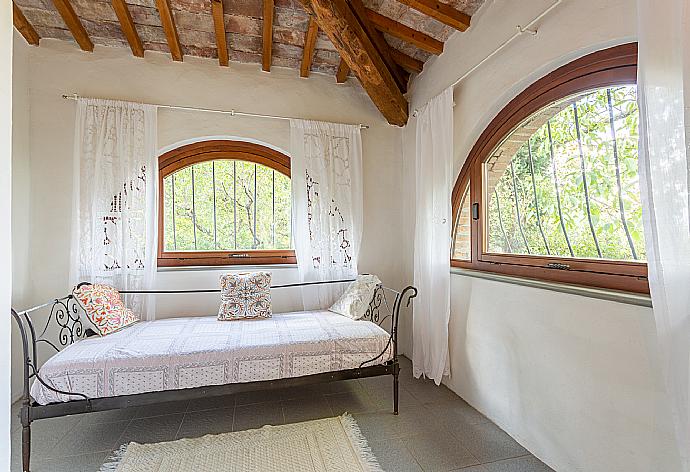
31 310 392 405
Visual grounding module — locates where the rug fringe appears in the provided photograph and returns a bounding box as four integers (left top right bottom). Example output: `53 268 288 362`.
339 413 385 472
99 443 129 472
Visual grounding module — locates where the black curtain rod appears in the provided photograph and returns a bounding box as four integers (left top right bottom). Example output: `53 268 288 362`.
119 278 356 294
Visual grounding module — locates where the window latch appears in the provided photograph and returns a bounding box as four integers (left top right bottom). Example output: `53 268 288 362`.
546 262 570 270
471 203 479 220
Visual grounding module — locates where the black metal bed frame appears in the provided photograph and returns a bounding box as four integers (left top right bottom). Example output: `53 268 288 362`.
11 279 417 472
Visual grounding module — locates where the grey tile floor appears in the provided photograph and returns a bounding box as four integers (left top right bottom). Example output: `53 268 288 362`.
11 357 554 472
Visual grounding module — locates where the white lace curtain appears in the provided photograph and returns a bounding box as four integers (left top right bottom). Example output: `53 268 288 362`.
412 87 453 385
289 119 363 310
69 98 158 320
637 0 690 469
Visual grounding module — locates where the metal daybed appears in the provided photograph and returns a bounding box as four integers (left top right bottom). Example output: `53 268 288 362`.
11 279 417 472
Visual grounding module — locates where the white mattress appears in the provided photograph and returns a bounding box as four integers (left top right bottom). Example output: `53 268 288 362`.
31 310 393 405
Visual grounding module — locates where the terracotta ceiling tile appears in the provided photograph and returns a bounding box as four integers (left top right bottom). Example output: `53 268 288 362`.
182 44 217 57
128 0 157 8
170 0 210 14
16 6 63 29
274 0 301 9
274 7 309 29
272 42 302 59
232 49 263 63
81 18 127 41
273 26 304 46
221 0 262 18
34 25 73 41
315 32 336 51
272 54 300 70
137 23 167 43
225 14 262 36
178 27 215 46
229 32 262 54
313 48 339 66
174 10 214 33
91 36 130 49
143 40 170 53
70 0 118 22
129 5 162 27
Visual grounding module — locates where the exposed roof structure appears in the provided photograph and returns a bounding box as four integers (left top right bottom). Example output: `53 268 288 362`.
13 0 485 125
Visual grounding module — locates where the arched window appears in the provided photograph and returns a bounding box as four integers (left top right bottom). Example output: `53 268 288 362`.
158 140 295 267
451 43 648 293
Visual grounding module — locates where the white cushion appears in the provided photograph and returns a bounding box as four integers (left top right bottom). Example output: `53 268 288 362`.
329 274 381 320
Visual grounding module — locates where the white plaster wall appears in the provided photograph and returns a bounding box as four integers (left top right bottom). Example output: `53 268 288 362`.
12 40 404 394
2 4 14 469
11 34 31 402
403 0 681 470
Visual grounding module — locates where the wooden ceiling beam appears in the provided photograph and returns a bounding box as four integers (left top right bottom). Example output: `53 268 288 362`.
13 2 40 46
390 48 423 73
52 0 93 51
395 0 470 31
211 0 229 66
365 8 443 55
299 0 408 126
111 0 144 57
300 16 318 78
155 0 183 61
336 58 349 83
262 0 274 71
350 0 407 93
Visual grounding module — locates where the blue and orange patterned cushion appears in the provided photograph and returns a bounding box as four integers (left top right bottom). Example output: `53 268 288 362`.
218 272 272 320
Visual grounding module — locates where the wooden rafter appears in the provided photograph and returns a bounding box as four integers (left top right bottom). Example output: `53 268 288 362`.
299 0 408 126
394 0 470 31
52 0 93 51
111 0 143 57
350 0 407 93
262 0 274 72
390 49 423 73
300 16 318 78
211 0 229 66
365 8 443 55
336 59 349 83
155 0 183 61
13 2 40 46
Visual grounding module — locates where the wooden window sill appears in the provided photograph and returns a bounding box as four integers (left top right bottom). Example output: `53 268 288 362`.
158 264 298 273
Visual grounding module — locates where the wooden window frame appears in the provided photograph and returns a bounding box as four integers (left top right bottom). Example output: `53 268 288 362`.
158 140 296 267
451 43 649 294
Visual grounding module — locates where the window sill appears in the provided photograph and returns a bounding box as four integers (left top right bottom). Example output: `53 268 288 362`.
450 267 652 308
158 264 298 273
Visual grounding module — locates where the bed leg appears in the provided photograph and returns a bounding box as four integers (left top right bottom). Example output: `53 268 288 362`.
22 424 31 472
393 370 399 415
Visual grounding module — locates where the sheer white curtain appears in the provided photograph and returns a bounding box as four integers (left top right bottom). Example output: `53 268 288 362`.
412 87 453 385
69 98 158 320
637 1 690 469
289 119 363 310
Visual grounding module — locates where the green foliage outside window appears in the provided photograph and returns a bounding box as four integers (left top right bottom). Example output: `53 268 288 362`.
486 85 645 261
163 160 292 252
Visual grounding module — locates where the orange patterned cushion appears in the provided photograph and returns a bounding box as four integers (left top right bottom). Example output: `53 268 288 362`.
73 283 139 336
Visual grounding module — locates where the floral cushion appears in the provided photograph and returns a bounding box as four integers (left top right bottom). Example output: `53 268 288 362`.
218 272 272 320
72 283 139 336
329 274 381 320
